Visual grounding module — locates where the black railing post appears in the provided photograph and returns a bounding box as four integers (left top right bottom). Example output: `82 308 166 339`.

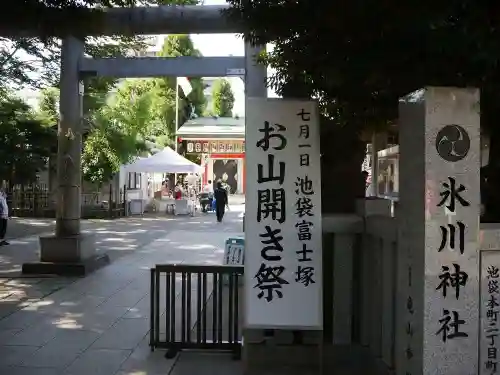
186 272 192 343
202 272 207 344
212 272 218 343
150 268 155 351
166 270 171 344
118 188 122 216
217 272 223 343
233 273 241 360
228 273 234 343
123 184 128 216
155 267 160 347
20 184 25 214
108 184 113 218
151 264 244 358
32 184 37 216
181 272 186 343
196 273 202 343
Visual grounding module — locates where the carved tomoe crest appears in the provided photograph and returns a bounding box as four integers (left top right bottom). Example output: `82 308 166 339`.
435 125 471 162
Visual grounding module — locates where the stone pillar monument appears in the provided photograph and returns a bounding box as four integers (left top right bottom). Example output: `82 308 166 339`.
23 36 105 276
396 87 480 375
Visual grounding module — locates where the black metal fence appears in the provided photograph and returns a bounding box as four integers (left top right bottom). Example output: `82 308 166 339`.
5 183 128 219
6 183 52 217
80 184 128 219
150 264 243 359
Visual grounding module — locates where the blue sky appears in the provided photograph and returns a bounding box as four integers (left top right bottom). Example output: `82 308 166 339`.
189 0 277 115
20 0 277 112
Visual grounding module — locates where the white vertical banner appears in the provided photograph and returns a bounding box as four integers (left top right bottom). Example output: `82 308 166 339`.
245 98 323 329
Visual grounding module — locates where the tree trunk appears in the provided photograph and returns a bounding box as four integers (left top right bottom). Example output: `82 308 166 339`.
483 123 500 222
480 88 500 223
320 124 366 214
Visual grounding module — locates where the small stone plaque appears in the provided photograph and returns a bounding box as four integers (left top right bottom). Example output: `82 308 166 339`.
480 250 500 375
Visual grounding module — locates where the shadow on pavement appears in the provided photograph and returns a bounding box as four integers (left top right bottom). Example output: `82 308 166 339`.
0 208 244 333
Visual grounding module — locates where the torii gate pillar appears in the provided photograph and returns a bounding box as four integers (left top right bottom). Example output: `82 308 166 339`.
23 36 107 276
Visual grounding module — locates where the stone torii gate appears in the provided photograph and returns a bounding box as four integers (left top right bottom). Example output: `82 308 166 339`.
20 5 267 275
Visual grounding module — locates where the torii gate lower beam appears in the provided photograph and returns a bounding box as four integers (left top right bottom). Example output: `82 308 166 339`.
80 56 246 78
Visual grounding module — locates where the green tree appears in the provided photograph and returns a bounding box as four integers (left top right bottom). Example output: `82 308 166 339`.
104 79 165 137
226 0 369 213
35 87 61 180
40 34 206 184
0 91 56 185
1 4 202 187
156 35 207 140
0 0 199 90
212 78 235 117
225 1 500 216
37 87 59 126
81 78 163 184
81 115 147 185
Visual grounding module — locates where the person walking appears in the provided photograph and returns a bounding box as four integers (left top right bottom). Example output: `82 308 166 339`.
0 189 9 246
213 181 228 223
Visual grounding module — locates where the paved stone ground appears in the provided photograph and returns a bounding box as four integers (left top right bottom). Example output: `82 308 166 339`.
0 217 182 277
1 217 55 241
0 216 205 320
0 203 244 375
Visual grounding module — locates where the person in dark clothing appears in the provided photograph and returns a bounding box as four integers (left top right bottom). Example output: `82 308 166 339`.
213 181 228 222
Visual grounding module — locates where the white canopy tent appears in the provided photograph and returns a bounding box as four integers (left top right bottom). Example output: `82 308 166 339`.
125 146 203 174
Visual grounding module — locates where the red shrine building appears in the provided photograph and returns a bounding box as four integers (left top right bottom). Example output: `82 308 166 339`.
176 116 246 194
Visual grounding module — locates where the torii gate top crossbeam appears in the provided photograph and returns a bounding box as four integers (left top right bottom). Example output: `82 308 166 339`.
0 5 241 38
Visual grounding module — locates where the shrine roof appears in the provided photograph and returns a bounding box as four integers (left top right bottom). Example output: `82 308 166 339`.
176 116 245 139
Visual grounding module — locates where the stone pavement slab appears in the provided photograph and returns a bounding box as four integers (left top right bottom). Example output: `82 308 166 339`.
0 216 181 278
167 352 243 375
0 205 244 375
64 348 132 375
2 217 55 240
117 335 177 375
0 208 244 321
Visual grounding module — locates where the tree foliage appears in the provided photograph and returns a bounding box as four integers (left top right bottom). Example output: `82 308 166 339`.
157 34 207 130
105 79 165 137
0 91 56 185
81 113 148 185
80 34 207 184
224 0 500 137
37 86 59 125
0 0 199 90
81 79 163 184
225 0 500 215
212 78 235 117
0 3 204 187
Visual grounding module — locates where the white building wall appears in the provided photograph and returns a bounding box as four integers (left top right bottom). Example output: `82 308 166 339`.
119 166 149 202
237 158 243 193
207 160 214 185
